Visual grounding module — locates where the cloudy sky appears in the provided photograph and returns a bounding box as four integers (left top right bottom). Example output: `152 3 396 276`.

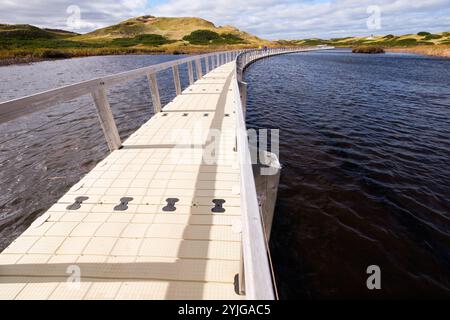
0 0 449 39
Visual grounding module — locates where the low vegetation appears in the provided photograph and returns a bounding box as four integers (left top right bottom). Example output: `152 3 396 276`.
0 18 262 65
182 30 245 45
278 30 450 48
387 45 450 58
352 46 385 54
182 30 220 44
111 34 171 47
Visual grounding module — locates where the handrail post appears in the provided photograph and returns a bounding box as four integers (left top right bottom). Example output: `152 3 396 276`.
239 244 246 295
238 80 247 118
195 58 203 79
147 73 161 113
216 54 220 68
91 85 121 151
188 61 194 85
172 65 182 96
205 56 210 74
232 74 275 300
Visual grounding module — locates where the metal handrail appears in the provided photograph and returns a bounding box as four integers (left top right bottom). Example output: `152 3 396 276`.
233 46 335 299
0 49 246 150
0 46 335 300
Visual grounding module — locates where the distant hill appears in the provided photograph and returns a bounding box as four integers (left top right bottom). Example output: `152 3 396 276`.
75 16 267 45
277 31 450 47
43 28 80 37
0 17 268 65
0 24 78 39
1 18 449 65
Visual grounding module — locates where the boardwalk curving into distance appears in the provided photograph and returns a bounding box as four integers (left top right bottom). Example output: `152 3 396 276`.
0 47 334 300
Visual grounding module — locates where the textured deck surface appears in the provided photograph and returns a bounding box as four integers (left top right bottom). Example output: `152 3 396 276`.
0 62 244 300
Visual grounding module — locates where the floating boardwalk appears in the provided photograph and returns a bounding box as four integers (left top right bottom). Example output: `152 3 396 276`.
0 47 334 300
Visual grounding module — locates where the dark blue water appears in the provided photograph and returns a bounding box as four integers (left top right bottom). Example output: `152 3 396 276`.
245 50 450 298
1 51 449 299
0 55 190 249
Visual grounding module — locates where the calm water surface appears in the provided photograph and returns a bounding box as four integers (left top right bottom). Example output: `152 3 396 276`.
1 51 449 299
245 50 450 298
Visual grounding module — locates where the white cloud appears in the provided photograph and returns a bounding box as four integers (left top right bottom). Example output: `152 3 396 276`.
0 0 147 32
151 0 450 39
0 0 449 38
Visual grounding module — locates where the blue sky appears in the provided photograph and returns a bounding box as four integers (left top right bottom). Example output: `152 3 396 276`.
0 0 449 39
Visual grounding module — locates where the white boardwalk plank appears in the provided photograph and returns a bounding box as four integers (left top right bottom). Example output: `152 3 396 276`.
0 62 242 300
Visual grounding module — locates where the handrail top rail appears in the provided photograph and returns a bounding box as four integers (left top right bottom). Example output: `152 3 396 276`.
0 46 334 124
232 46 335 299
0 46 335 300
0 49 246 125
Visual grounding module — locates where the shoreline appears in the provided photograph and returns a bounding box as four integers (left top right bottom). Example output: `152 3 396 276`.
0 45 257 67
0 51 176 67
385 45 450 58
1 45 449 67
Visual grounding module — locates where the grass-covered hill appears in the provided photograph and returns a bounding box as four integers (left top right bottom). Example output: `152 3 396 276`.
74 16 266 45
276 31 450 57
0 24 79 39
0 16 269 65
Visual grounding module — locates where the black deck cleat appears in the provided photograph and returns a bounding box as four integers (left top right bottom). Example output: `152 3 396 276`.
114 197 133 211
163 198 179 212
67 196 89 211
211 199 226 213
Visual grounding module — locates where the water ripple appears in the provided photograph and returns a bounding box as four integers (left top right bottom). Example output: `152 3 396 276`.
245 49 450 298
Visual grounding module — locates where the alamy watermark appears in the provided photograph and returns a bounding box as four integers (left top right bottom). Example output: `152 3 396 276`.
366 5 382 30
66 5 82 30
366 265 381 290
66 264 81 290
169 124 280 176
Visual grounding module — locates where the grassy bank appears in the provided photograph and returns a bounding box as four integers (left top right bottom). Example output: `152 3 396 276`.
0 43 260 66
0 18 270 66
277 31 450 58
0 23 262 66
0 47 162 66
386 45 450 58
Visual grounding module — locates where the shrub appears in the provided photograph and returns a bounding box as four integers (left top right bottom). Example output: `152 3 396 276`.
301 39 329 46
135 34 168 46
423 34 442 40
183 30 221 45
417 31 431 36
395 38 418 46
0 28 55 40
111 34 169 47
41 50 71 59
217 33 244 44
352 46 385 54
416 41 435 46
